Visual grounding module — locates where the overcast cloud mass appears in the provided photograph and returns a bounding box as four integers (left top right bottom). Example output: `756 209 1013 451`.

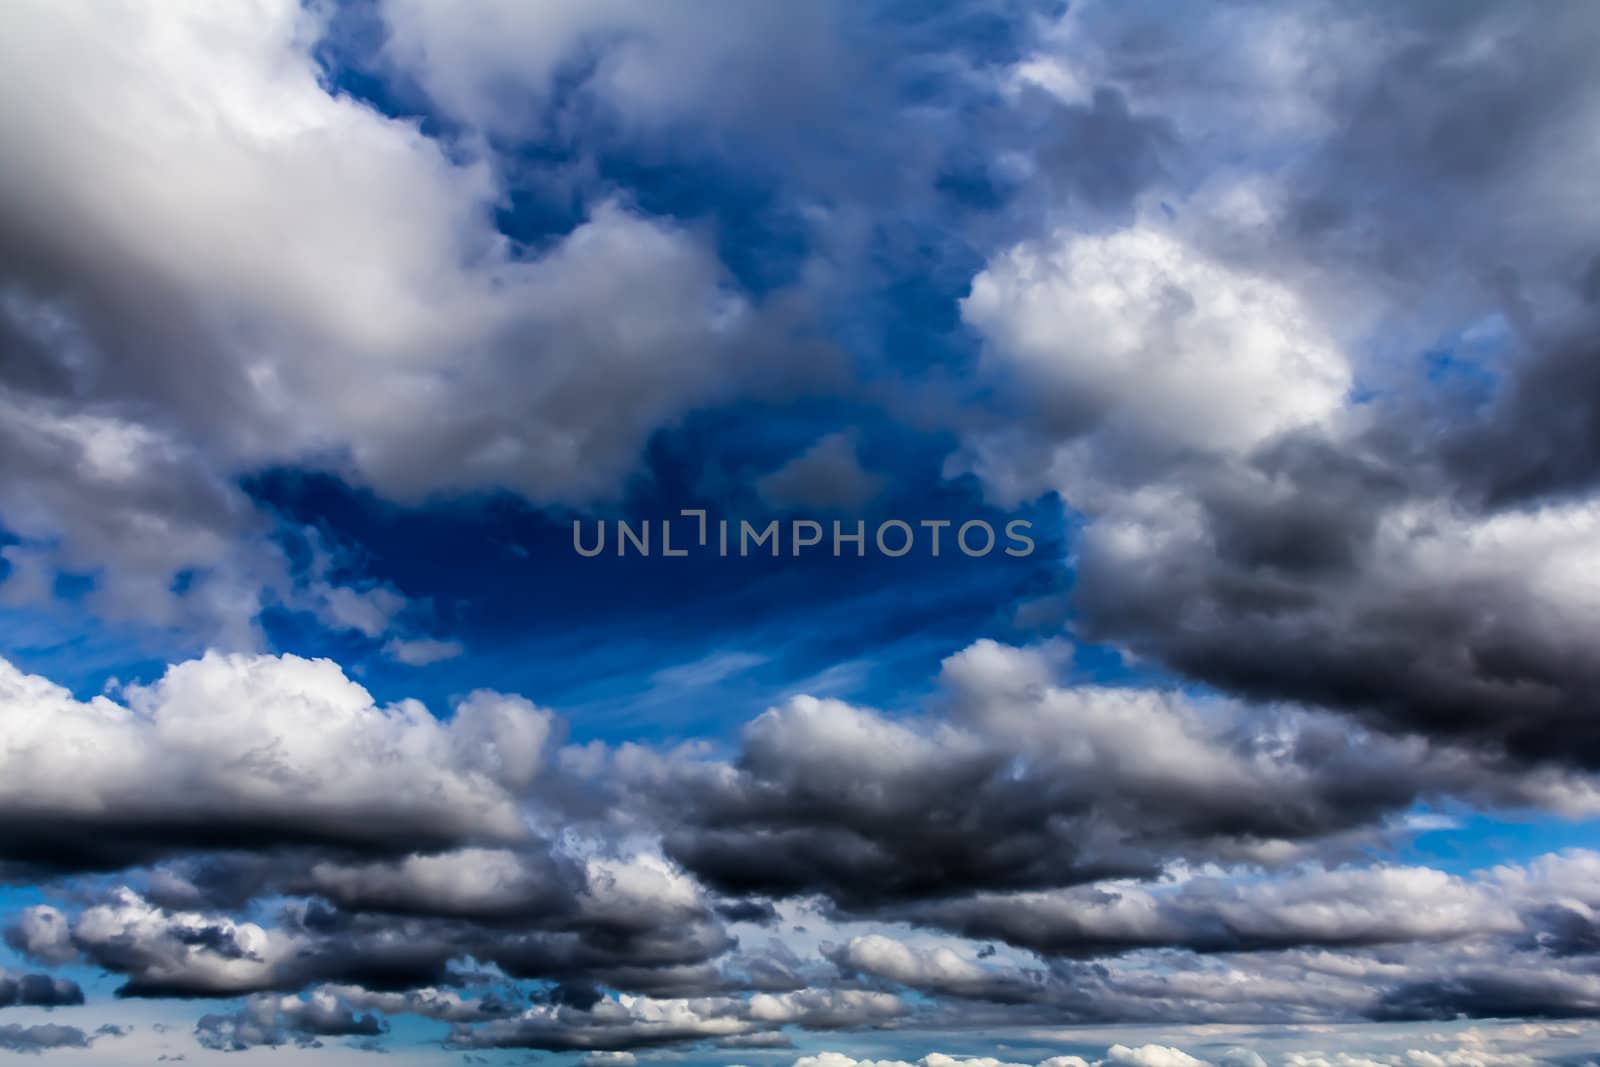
3 1 1600 1064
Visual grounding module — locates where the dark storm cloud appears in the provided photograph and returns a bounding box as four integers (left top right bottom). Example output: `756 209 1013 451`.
1374 970 1600 1022
1068 385 1600 768
1437 331 1600 510
0 815 485 883
40 848 737 1002
617 641 1591 913
946 0 1600 773
715 899 781 926
6 640 1600 1045
1278 1 1600 301
1527 906 1600 958
0 972 84 1008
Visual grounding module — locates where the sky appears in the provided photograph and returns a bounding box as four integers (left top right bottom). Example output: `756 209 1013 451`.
2 0 1600 1064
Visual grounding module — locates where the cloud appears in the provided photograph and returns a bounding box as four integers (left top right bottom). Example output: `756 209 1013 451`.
787 1039 1571 1067
377 0 852 140
299 848 576 921
3 0 1600 1060
314 585 407 641
884 864 1518 960
583 1052 639 1067
194 991 386 1051
448 988 905 1052
0 1023 125 1054
790 1051 1124 1067
0 650 555 873
0 971 83 1008
0 0 831 644
650 651 769 691
757 432 886 512
797 847 1600 1027
943 1 1600 776
0 1 777 503
1104 1050 1209 1067
382 637 466 667
46 847 736 1002
620 639 1597 911
960 221 1349 484
5 640 1600 1042
319 983 522 1025
3 908 76 967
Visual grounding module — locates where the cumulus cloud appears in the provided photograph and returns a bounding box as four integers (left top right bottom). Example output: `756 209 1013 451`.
0 0 830 644
615 640 1600 912
4 0 1600 1061
46 848 738 1001
582 1052 639 1067
0 971 83 1009
0 650 555 873
959 221 1350 488
946 1 1600 776
3 908 76 967
4 639 1600 1043
3 643 1600 1045
195 991 385 1051
0 1023 116 1054
802 848 1600 1027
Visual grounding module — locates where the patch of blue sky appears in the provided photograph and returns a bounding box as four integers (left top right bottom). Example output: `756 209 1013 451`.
241 399 1074 739
1397 808 1600 875
0 599 173 702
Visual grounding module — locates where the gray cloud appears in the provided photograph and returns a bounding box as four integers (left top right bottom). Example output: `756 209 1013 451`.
195 992 385 1052
0 971 83 1009
5 639 1600 1046
944 0 1600 777
612 641 1598 911
3 2 1600 1056
0 1023 124 1054
757 432 886 512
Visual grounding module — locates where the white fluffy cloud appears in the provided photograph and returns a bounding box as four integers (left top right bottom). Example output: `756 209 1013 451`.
0 649 554 860
0 0 782 499
0 0 810 642
72 889 304 996
962 222 1350 487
